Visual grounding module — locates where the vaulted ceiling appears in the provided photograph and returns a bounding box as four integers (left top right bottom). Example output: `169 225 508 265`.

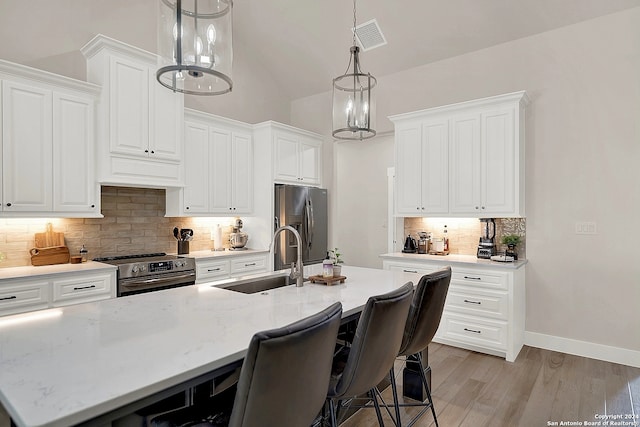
1 0 639 102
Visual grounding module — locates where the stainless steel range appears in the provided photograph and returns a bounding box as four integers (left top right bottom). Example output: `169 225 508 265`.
93 253 196 297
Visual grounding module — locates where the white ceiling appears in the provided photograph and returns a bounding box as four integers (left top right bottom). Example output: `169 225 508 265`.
233 0 640 100
1 0 639 103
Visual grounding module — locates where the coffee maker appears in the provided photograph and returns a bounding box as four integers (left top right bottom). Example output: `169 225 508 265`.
477 218 497 259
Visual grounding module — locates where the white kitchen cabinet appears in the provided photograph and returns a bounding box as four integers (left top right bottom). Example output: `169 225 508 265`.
382 256 525 362
51 272 114 307
0 279 50 317
390 91 528 218
166 109 253 216
394 119 449 215
272 126 322 186
0 267 116 317
0 60 101 217
450 108 517 215
194 253 268 284
230 254 268 277
81 34 184 188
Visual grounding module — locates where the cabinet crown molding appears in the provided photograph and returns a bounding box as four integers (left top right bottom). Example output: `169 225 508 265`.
389 90 529 123
80 33 157 64
253 120 324 139
0 59 100 96
185 108 253 132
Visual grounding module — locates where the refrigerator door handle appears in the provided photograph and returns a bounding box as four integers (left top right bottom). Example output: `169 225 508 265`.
307 198 314 249
274 216 280 230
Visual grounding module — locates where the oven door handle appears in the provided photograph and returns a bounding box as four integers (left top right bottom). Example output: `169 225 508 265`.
127 272 196 287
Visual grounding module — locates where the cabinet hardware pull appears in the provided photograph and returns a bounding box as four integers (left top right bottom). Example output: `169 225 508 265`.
481 206 485 210
0 295 17 301
144 149 149 153
416 207 420 210
475 206 479 209
421 207 425 210
245 263 256 267
464 299 481 305
6 203 11 207
73 285 96 291
403 269 418 273
151 150 155 154
464 327 481 334
186 206 190 210
91 204 95 208
207 268 221 272
464 276 482 280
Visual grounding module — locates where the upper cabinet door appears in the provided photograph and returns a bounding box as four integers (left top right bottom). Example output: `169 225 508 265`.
273 132 299 182
231 132 253 213
449 113 481 214
395 124 423 215
299 137 320 185
183 121 210 213
421 119 449 214
149 71 182 161
109 56 149 157
482 108 515 214
1 81 53 212
209 127 233 213
52 92 97 213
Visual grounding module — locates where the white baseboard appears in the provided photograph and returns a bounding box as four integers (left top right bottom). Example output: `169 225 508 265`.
524 331 640 368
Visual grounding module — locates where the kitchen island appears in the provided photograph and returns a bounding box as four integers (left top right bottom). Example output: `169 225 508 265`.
0 265 420 427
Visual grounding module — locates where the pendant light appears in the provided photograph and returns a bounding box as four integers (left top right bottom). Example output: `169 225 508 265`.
332 0 377 140
157 0 233 96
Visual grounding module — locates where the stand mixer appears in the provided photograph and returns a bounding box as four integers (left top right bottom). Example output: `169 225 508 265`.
477 218 497 259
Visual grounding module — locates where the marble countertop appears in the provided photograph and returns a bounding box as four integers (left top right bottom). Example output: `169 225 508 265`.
0 260 116 281
380 252 528 269
0 264 420 427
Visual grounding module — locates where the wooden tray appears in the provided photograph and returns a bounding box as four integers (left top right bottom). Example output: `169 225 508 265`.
309 275 346 286
30 246 70 266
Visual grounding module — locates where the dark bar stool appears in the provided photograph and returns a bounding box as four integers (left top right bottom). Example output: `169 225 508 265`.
151 302 343 427
388 267 451 427
326 282 414 427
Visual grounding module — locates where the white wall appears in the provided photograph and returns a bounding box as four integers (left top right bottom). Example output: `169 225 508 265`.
291 8 640 354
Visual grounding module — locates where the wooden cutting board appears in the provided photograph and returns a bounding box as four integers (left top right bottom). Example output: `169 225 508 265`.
30 246 70 266
34 223 65 248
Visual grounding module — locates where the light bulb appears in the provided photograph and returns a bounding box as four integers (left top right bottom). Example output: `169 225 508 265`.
195 36 203 55
207 24 217 44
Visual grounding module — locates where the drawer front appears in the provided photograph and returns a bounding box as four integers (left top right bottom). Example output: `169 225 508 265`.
438 312 507 351
445 286 508 320
231 255 268 276
52 274 113 306
196 260 231 283
452 269 508 290
385 263 436 275
0 281 50 316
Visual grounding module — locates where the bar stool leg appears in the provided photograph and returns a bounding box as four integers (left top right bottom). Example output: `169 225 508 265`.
369 389 385 426
417 352 438 427
328 398 338 427
389 367 402 426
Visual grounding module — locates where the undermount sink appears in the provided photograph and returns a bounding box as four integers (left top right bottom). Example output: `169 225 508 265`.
220 274 304 294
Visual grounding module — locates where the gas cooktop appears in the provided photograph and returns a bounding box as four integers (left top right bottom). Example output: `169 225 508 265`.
93 253 187 265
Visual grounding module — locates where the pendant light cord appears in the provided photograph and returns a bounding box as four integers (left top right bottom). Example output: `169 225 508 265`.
352 0 357 47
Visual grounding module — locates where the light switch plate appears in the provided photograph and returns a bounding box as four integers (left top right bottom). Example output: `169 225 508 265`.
575 221 597 235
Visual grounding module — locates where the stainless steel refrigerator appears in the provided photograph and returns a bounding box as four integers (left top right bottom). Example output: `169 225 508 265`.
274 184 328 270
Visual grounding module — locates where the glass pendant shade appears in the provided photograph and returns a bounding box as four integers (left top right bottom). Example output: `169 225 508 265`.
332 46 376 140
157 0 233 95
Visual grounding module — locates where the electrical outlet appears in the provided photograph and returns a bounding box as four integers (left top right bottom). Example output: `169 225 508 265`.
575 222 597 235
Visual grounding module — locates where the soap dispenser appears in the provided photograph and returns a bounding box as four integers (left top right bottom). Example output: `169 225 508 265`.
322 252 334 278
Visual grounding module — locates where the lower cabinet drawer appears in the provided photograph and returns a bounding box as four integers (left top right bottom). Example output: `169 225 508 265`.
0 281 50 316
52 274 113 306
196 260 231 283
231 255 267 276
452 269 508 290
445 286 508 320
437 312 508 351
386 263 435 275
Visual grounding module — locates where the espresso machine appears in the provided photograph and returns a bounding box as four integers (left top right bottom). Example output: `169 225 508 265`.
477 218 497 259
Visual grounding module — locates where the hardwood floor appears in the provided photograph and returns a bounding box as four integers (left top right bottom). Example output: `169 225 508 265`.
342 344 640 427
1 343 638 427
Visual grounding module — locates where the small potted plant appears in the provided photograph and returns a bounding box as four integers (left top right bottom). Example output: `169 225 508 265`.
329 248 344 277
500 234 521 260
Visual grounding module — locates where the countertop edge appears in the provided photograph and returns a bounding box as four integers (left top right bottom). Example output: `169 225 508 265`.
380 252 528 269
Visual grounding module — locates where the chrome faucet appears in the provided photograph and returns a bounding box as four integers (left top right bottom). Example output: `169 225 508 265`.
270 225 304 287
